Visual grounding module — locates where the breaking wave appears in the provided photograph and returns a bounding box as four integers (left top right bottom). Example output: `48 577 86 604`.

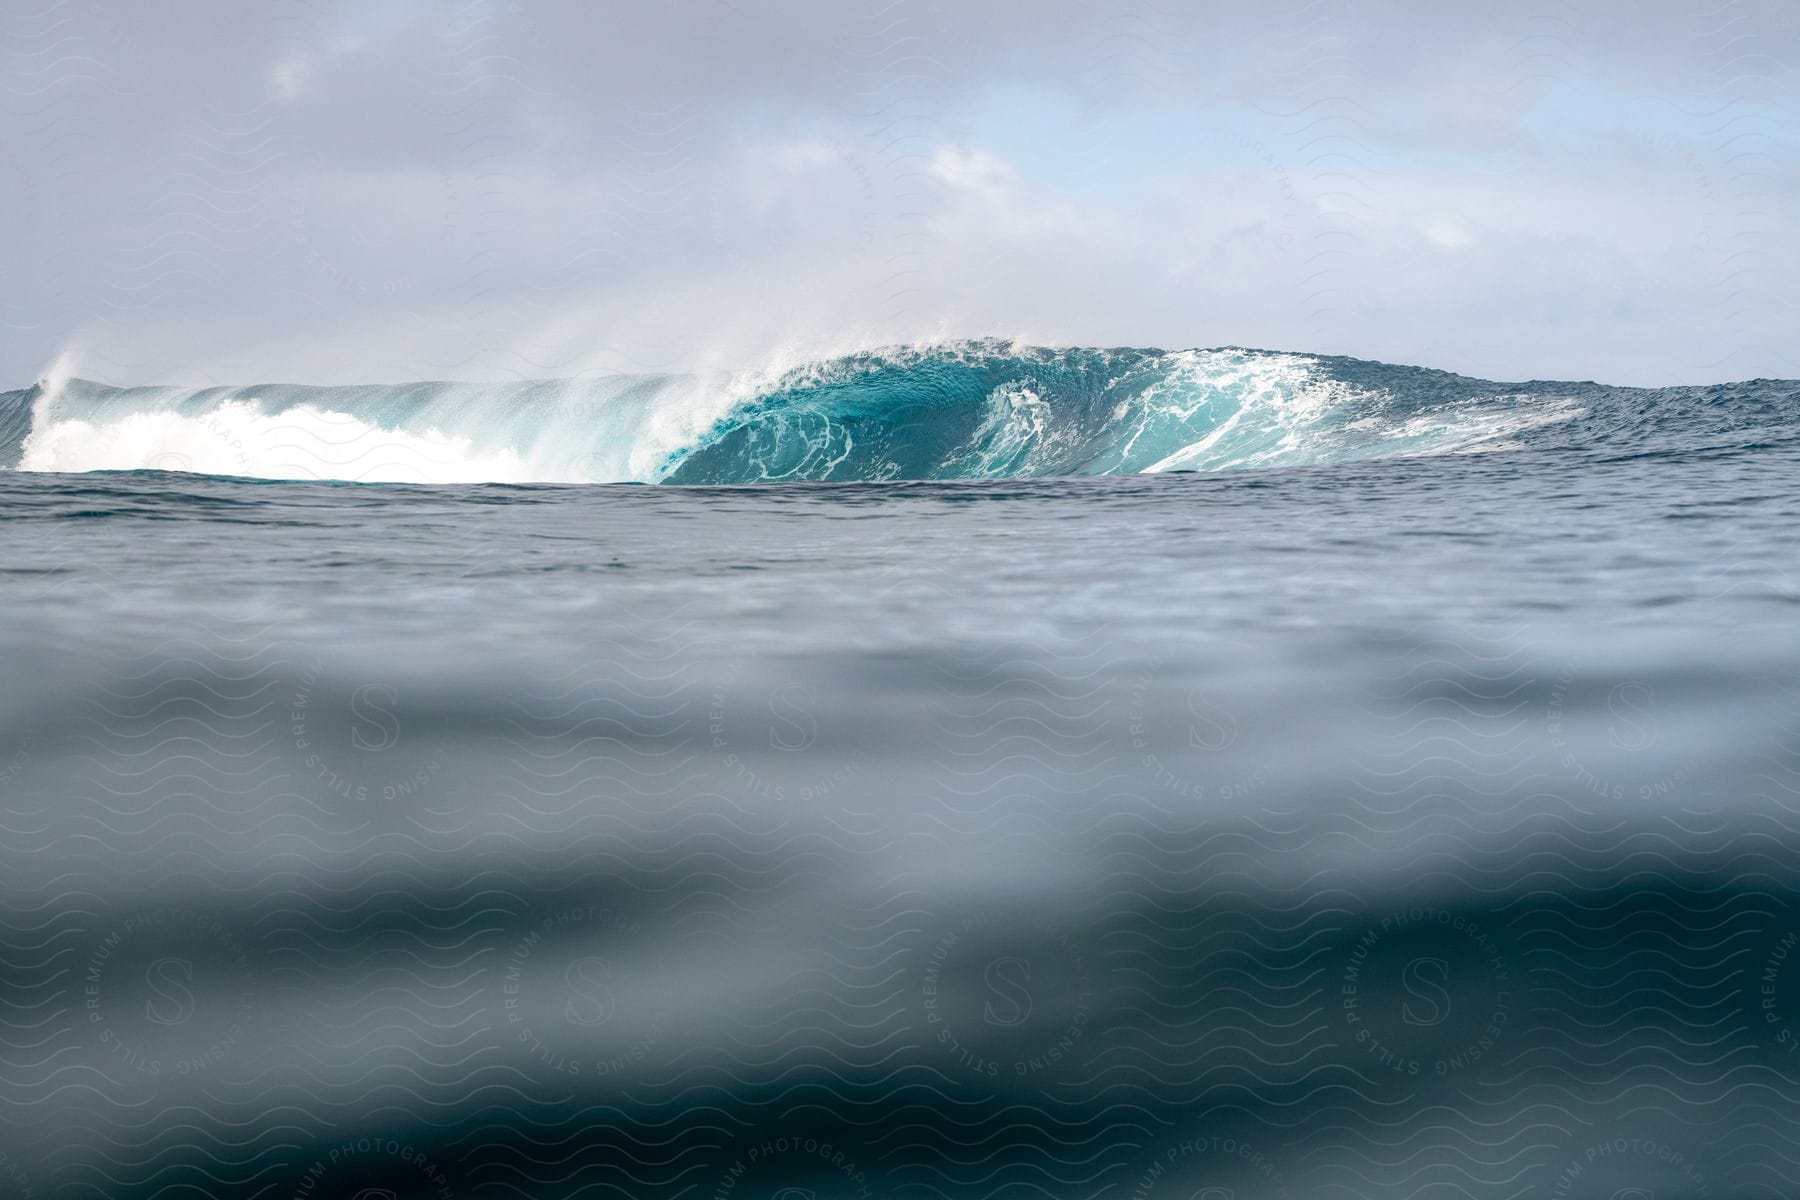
1 340 1789 484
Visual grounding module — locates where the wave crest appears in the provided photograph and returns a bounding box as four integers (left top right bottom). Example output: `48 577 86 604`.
0 339 1662 485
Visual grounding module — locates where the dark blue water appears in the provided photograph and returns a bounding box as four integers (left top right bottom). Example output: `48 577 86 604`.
1 349 1798 1199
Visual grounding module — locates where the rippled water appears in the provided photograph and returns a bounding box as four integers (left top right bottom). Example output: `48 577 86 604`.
2 386 1799 1198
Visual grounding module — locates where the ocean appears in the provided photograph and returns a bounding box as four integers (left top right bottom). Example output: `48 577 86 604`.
1 343 1797 1199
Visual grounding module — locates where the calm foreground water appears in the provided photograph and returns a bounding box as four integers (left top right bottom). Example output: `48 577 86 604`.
1 355 1799 1199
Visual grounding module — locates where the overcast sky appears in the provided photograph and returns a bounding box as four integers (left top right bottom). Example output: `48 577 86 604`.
2 0 1796 387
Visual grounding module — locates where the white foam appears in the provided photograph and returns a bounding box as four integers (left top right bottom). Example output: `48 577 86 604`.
20 400 533 484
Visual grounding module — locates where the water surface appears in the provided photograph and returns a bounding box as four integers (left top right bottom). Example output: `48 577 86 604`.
0 354 1797 1199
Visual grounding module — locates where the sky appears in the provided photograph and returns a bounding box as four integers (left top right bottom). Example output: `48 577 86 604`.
1 0 1796 388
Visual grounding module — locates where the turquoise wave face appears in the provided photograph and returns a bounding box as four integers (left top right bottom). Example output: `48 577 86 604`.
3 341 1795 484
661 343 1209 482
657 341 1766 483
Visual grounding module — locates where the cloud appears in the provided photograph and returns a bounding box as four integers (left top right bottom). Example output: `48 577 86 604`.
267 52 315 101
1 0 1795 387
